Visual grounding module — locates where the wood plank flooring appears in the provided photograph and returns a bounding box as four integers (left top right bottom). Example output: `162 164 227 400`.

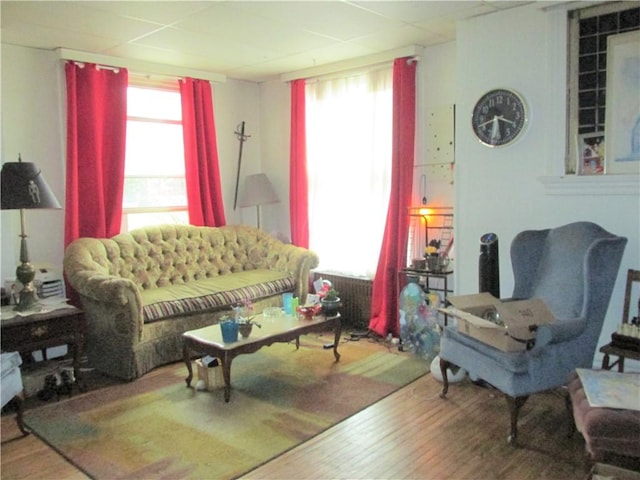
1 366 588 480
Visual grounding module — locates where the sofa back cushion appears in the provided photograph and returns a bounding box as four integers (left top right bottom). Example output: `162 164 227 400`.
97 225 284 290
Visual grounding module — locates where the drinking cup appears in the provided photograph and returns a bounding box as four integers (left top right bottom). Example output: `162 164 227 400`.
282 293 293 315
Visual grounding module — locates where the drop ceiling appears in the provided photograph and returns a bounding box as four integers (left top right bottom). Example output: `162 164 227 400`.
1 1 535 82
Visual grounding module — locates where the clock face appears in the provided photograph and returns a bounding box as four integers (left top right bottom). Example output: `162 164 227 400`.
471 89 527 147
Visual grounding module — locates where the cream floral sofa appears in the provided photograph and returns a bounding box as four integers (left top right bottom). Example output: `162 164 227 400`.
64 224 319 380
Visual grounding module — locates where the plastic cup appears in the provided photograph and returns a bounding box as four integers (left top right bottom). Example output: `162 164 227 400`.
282 293 293 315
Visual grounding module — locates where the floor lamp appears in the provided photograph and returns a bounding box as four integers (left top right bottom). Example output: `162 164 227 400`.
238 173 279 229
1 156 61 311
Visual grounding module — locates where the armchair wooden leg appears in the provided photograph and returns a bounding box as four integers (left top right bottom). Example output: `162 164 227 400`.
565 389 576 438
8 394 29 436
439 357 451 398
505 395 528 446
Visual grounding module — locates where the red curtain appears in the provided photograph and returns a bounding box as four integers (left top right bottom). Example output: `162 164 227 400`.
289 79 309 248
64 62 128 246
180 77 226 227
368 58 417 338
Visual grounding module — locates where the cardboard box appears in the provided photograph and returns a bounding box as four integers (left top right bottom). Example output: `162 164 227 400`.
439 293 555 352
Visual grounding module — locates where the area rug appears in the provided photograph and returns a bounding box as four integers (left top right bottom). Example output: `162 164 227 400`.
24 336 429 479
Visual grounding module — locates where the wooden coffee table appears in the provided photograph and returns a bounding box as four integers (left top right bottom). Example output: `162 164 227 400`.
182 312 341 402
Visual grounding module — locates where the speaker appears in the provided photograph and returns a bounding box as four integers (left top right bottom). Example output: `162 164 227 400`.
479 233 500 298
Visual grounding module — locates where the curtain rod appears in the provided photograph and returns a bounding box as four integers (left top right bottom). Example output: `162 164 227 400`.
58 48 226 83
280 45 424 82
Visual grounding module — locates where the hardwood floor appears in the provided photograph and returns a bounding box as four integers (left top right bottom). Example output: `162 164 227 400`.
1 369 588 480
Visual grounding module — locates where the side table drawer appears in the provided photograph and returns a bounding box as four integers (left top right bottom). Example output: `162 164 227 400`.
3 321 76 344
1 309 84 353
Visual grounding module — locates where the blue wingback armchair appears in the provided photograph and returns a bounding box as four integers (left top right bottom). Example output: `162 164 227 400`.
439 221 627 444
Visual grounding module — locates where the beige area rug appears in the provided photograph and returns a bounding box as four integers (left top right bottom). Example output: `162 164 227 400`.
24 335 429 479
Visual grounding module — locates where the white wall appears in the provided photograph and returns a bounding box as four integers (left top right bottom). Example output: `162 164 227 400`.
258 79 291 240
1 45 66 285
210 79 261 227
416 41 456 209
455 4 640 367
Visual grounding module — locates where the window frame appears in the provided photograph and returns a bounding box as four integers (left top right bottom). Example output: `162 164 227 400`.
121 78 189 232
566 2 640 174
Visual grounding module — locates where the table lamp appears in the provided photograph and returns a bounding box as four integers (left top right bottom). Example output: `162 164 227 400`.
238 173 279 229
1 155 61 311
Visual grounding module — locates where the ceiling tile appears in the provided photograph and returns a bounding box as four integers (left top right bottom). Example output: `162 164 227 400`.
351 24 451 51
351 1 481 23
81 1 214 26
0 0 537 82
1 1 163 42
129 26 279 70
226 1 404 41
174 3 334 55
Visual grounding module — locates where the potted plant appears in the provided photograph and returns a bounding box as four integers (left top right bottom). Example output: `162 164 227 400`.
320 287 341 316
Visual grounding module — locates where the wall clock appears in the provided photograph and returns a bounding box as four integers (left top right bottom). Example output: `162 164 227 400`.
471 88 528 147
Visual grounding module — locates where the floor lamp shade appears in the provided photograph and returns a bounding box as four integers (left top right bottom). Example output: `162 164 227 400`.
238 173 279 228
1 158 61 311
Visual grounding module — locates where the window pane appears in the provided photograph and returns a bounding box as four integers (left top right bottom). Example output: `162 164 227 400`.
125 121 185 176
125 211 189 231
123 177 187 208
127 87 181 120
306 67 392 277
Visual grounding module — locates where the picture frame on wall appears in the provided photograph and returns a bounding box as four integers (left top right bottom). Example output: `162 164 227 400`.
604 30 640 175
577 132 605 175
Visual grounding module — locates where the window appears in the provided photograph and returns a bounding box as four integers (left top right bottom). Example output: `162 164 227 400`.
306 67 393 278
122 84 188 231
566 3 639 173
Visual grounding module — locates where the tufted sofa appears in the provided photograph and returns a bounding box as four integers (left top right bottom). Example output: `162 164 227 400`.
64 224 319 380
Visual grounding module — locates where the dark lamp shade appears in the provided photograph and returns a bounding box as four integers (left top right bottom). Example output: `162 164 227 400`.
238 173 279 208
1 161 61 210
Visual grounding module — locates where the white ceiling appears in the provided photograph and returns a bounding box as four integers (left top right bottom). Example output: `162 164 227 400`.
1 1 534 82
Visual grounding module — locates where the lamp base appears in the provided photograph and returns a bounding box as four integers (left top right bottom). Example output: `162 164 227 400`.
14 285 40 312
14 261 40 312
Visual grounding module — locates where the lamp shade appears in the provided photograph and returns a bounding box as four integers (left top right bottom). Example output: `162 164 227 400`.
1 161 61 210
238 173 279 208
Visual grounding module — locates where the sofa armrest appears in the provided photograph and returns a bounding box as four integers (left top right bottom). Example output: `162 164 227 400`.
531 317 586 352
64 238 145 342
269 243 319 300
69 271 144 341
71 270 140 306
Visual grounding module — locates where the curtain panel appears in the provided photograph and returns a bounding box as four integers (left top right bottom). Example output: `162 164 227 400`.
289 79 309 248
368 57 417 338
64 62 128 246
305 68 393 276
180 77 226 227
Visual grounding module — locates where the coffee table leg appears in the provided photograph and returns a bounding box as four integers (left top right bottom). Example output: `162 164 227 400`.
222 356 232 402
183 343 193 388
333 320 342 362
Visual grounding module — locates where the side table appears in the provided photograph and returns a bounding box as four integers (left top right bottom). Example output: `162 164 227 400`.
1 305 86 392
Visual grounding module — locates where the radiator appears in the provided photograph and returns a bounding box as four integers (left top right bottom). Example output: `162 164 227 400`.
312 271 372 330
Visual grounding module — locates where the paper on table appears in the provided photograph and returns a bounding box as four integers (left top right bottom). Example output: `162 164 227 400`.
576 368 640 411
0 299 71 320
